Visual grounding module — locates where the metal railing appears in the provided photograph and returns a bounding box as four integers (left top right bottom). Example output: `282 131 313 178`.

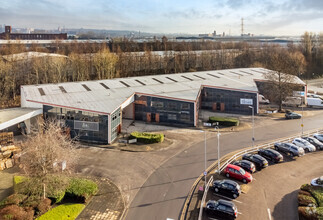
198 176 213 220
180 127 323 220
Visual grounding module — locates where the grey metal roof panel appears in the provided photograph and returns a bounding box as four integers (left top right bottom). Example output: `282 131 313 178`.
22 68 305 114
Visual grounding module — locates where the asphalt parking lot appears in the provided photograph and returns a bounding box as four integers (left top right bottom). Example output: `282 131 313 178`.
204 150 323 220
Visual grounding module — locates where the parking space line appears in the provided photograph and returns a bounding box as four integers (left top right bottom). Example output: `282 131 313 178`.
212 193 243 203
238 212 243 215
267 208 272 220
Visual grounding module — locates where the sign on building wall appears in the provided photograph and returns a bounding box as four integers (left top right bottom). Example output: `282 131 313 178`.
74 121 99 131
240 98 253 105
293 91 305 97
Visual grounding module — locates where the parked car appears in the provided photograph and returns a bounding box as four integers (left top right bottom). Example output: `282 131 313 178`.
292 138 316 152
232 160 256 173
258 148 283 163
285 112 302 119
205 199 238 219
242 153 268 170
311 176 323 187
224 164 253 183
274 142 305 157
302 137 323 150
313 133 323 143
213 179 241 199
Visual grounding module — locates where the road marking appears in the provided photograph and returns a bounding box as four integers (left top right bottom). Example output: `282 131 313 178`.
267 208 272 220
212 193 242 203
238 212 243 215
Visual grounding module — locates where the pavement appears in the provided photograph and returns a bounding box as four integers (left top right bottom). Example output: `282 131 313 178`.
124 110 323 220
77 178 124 220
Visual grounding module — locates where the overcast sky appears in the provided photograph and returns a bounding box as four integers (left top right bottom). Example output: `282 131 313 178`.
1 0 322 35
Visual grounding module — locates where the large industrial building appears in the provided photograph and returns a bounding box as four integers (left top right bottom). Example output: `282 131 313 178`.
0 26 67 40
20 68 306 144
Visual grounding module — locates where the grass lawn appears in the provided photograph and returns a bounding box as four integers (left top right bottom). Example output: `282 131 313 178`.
36 203 85 220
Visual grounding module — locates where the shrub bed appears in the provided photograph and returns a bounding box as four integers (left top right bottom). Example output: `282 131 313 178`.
298 184 323 220
208 116 239 127
65 178 98 203
36 203 85 220
130 132 164 144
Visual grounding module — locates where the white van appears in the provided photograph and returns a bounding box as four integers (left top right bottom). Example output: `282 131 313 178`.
259 94 270 104
307 97 323 108
282 96 302 107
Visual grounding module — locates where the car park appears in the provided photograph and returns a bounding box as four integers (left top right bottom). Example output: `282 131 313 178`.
258 148 283 163
285 112 302 119
274 142 305 157
224 164 253 183
302 137 323 150
242 153 268 170
313 133 323 143
232 160 256 173
205 199 238 219
213 179 241 199
292 138 316 152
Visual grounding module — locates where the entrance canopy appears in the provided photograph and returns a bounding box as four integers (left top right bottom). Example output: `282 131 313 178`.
0 108 42 131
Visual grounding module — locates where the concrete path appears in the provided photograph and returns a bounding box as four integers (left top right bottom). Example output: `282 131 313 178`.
77 178 124 220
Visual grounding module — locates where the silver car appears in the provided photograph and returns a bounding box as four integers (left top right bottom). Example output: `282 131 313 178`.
292 138 316 152
313 133 323 143
274 142 305 157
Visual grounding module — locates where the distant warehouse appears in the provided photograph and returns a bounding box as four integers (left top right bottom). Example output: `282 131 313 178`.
0 26 67 40
21 68 306 144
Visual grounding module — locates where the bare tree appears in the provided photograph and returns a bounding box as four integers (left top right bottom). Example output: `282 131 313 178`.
20 120 78 198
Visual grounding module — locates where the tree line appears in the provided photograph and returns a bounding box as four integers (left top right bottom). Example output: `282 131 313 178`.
0 32 322 108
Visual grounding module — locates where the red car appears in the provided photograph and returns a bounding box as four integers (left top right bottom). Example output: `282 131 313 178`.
224 164 253 183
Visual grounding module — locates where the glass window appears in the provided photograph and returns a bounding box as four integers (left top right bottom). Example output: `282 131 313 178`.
151 101 164 108
168 114 177 120
181 103 190 110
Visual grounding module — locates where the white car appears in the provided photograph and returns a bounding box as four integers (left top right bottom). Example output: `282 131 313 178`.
292 138 316 152
313 133 323 143
311 176 323 187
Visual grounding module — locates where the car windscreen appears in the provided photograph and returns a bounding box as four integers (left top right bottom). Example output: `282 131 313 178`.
239 168 245 175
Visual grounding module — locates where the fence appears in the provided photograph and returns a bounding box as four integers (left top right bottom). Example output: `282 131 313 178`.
198 176 213 220
180 127 323 220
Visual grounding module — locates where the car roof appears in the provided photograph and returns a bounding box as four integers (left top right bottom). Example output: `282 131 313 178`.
221 179 238 186
226 164 241 170
240 159 253 165
218 199 235 207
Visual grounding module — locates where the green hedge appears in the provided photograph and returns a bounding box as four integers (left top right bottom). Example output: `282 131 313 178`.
208 116 239 127
130 132 164 144
65 178 98 203
301 184 323 207
13 176 27 193
36 203 85 220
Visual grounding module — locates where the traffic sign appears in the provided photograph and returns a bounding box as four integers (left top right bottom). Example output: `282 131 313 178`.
301 124 304 127
204 171 207 176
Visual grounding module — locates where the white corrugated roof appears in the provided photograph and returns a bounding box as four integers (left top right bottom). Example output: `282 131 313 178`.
21 68 305 114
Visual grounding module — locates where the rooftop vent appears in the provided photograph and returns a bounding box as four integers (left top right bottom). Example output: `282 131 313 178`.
152 78 164 84
230 71 243 76
207 73 220 78
251 69 267 74
239 70 253 75
181 75 194 81
217 72 225 75
119 81 130 87
166 77 178 82
82 84 91 91
59 86 67 93
100 82 110 89
193 74 206 80
135 79 146 86
38 88 45 96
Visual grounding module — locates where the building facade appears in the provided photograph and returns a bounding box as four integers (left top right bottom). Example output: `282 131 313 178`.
0 26 67 40
21 68 306 144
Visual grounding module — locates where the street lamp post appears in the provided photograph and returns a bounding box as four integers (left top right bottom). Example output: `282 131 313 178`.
248 106 255 147
215 126 221 173
301 105 304 135
201 130 207 189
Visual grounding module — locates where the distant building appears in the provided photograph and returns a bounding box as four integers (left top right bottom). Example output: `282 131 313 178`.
198 33 212 37
0 25 67 40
